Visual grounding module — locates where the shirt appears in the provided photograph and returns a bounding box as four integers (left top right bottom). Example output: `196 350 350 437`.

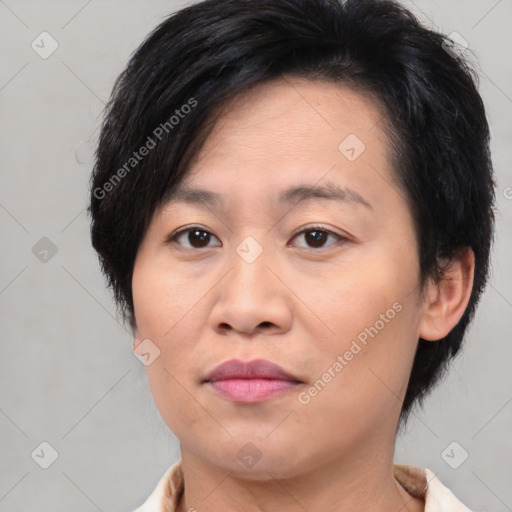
132 460 474 511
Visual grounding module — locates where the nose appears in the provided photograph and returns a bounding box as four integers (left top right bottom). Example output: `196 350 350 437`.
209 241 292 337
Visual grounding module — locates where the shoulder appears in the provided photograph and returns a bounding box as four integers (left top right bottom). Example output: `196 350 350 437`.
131 460 183 512
423 467 474 512
393 463 475 511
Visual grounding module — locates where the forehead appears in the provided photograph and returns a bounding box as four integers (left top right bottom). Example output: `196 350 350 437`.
164 180 373 212
162 77 393 212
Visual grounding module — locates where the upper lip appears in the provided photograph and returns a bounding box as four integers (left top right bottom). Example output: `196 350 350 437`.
204 358 303 383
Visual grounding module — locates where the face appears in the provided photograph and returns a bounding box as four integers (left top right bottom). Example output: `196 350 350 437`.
131 77 427 479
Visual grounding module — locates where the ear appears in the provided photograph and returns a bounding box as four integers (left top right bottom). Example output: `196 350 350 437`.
418 247 475 341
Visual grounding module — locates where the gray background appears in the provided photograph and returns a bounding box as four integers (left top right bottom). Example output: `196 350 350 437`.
1 0 511 510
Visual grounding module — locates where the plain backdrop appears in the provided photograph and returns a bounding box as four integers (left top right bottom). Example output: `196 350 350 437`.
1 0 511 511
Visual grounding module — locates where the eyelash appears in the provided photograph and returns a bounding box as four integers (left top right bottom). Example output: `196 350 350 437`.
167 224 348 251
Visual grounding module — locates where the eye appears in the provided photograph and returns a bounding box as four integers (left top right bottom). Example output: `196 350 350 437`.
290 225 346 249
167 224 347 251
168 226 221 249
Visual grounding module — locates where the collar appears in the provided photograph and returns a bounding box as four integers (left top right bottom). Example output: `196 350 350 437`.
134 460 473 511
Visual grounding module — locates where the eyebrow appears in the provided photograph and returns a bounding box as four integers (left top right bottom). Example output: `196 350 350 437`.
164 181 373 211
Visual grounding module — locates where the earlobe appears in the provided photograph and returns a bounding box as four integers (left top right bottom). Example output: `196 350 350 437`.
418 247 475 342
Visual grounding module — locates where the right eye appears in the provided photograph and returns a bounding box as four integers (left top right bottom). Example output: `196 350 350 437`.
167 226 222 249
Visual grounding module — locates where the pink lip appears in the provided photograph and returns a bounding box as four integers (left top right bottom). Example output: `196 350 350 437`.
204 358 303 403
205 358 301 382
209 379 300 402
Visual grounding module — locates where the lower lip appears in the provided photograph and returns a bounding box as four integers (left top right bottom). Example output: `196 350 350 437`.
207 379 300 402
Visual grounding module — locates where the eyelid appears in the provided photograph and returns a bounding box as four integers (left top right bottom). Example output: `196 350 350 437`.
166 224 221 246
167 223 350 249
290 223 346 240
289 224 348 248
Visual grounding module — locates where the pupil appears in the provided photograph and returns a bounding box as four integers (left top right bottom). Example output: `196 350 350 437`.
306 230 326 247
190 230 209 247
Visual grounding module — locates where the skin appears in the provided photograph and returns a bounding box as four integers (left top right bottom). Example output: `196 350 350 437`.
131 76 475 512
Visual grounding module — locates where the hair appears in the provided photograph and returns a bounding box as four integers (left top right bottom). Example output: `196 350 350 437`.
88 0 496 426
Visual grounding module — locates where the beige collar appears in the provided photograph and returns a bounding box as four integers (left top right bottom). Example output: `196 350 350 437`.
134 459 473 512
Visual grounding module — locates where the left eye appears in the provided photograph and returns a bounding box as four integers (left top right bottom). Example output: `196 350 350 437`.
291 226 344 249
168 225 345 250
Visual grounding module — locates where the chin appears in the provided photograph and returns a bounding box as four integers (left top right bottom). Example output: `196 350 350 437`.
205 442 308 481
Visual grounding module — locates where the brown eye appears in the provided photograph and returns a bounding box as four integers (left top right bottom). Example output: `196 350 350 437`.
291 226 345 249
170 226 221 249
168 224 346 251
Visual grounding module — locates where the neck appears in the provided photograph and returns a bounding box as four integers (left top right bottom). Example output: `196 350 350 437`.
176 441 424 512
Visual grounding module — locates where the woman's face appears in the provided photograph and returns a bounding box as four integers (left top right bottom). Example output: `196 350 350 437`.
131 77 428 478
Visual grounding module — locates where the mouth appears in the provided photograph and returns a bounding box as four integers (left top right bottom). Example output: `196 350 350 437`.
205 378 302 402
203 358 304 403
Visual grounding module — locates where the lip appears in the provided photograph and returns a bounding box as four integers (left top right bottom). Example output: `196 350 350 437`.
204 358 303 403
205 358 302 382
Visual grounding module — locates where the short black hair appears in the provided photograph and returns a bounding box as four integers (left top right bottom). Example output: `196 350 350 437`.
88 0 496 426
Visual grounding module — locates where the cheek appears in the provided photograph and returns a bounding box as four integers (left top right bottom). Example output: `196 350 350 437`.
132 255 204 337
132 259 207 425
146 364 211 444
291 246 420 404
289 255 411 345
